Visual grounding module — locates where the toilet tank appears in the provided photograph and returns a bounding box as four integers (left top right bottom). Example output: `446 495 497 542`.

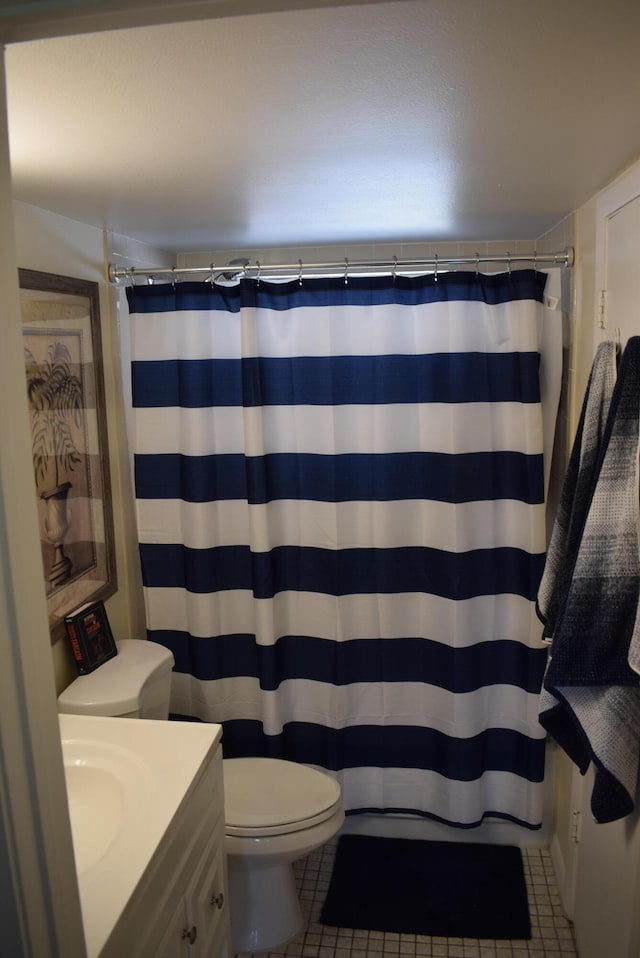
57 639 175 719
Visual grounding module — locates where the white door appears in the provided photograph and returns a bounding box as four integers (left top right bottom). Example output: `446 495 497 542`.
595 178 640 349
571 162 640 958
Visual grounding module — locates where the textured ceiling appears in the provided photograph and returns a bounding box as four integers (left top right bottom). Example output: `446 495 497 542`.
5 0 640 252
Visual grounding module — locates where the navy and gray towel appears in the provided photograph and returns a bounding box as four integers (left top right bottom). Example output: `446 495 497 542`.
538 336 640 824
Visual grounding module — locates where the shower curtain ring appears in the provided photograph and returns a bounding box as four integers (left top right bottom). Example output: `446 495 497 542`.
256 260 261 285
130 267 136 286
172 265 177 288
344 257 349 285
298 259 303 286
392 255 398 283
434 254 438 283
506 251 511 275
475 253 480 277
209 263 215 286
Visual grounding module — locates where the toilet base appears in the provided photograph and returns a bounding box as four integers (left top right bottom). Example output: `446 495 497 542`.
227 858 303 953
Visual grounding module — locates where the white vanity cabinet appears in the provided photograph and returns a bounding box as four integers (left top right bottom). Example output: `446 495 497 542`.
59 715 231 958
101 738 231 958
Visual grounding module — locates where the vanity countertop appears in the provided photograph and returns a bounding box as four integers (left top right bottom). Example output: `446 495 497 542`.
59 713 222 957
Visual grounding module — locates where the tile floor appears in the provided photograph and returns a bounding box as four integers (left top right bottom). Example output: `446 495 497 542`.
242 838 578 958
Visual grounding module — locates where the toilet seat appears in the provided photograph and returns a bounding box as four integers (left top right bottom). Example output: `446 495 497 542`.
224 757 341 837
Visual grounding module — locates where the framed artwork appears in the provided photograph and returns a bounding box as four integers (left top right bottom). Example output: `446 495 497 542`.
19 269 116 641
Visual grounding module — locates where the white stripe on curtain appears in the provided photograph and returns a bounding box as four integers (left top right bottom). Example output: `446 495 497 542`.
169 674 545 737
336 768 544 828
143 590 543 647
131 298 544 360
136 499 545 552
128 270 559 829
133 402 543 456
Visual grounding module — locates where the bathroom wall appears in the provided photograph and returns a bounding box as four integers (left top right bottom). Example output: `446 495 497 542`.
12 201 162 692
547 157 640 947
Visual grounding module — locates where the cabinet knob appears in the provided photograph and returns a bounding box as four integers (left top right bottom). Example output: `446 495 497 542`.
181 925 198 944
210 892 224 909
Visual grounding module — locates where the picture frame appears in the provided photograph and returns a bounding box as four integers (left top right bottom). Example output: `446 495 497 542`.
19 268 116 643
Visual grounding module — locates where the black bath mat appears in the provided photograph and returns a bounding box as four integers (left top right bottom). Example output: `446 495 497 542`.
320 834 531 940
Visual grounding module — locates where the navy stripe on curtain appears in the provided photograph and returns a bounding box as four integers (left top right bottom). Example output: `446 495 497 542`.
128 269 553 830
132 353 542 407
134 451 544 505
140 544 544 601
217 722 545 782
127 269 547 312
149 631 547 693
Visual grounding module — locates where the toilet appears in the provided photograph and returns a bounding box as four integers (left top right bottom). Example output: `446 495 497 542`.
58 639 345 954
224 757 344 953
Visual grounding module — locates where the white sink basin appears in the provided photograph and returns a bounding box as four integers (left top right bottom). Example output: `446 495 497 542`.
62 738 152 876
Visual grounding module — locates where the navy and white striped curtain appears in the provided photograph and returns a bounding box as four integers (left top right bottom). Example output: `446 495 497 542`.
128 269 557 829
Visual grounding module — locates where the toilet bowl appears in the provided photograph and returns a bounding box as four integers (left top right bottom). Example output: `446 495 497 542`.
223 757 345 953
57 641 344 953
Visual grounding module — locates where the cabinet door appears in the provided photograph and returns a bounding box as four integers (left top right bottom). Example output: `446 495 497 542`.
186 834 230 958
153 896 192 958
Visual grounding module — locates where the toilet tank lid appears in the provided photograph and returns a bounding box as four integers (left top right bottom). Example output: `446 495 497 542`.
57 640 174 715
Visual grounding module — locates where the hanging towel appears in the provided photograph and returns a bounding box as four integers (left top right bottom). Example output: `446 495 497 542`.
536 340 618 641
540 336 640 824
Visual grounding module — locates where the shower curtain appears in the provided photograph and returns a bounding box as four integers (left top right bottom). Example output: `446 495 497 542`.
127 269 557 829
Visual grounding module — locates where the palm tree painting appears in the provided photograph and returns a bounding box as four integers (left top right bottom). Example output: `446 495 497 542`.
24 339 84 589
19 268 116 634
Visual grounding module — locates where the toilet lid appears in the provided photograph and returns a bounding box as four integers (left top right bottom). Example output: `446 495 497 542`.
223 758 341 836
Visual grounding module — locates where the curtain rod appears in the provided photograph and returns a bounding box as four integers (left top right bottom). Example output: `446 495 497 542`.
108 246 574 286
